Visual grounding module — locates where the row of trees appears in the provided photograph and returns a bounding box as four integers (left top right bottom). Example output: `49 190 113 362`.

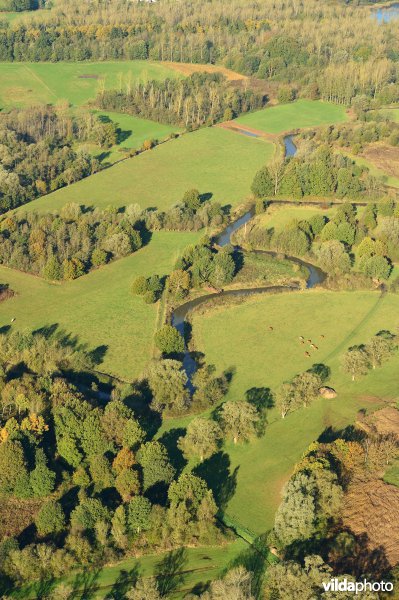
0 205 144 279
252 146 373 201
96 73 266 128
342 331 397 381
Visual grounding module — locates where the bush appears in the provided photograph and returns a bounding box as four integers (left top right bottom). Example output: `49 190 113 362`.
132 276 148 296
154 325 185 355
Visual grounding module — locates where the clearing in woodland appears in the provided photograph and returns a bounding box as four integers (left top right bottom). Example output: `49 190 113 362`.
235 99 348 134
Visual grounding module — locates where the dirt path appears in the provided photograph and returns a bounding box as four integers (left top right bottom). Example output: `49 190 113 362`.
216 120 278 141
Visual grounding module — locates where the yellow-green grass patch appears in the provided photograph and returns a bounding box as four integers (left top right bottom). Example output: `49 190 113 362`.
189 290 399 534
21 127 275 214
235 100 348 135
0 61 179 109
0 231 199 381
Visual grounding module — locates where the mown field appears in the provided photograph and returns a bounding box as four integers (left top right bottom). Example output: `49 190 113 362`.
0 231 199 381
0 61 179 108
189 290 399 534
14 540 248 600
235 99 348 134
21 127 275 213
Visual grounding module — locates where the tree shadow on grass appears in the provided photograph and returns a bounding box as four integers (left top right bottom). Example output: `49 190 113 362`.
227 533 270 598
69 567 102 599
155 548 188 597
104 565 140 599
194 451 238 511
158 427 187 476
246 386 274 436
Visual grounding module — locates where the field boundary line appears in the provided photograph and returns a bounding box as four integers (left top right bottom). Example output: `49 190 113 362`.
23 65 58 100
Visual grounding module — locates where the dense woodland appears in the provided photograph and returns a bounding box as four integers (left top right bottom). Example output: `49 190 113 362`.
238 199 399 284
96 73 266 127
0 106 124 212
0 0 399 104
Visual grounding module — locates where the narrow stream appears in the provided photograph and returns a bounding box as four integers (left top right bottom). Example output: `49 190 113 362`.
373 3 399 23
172 206 326 380
284 134 297 157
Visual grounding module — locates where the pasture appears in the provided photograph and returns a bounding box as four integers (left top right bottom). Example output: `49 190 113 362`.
235 99 348 134
0 231 199 381
21 127 275 213
0 61 179 108
15 539 248 599
189 290 399 534
82 111 180 164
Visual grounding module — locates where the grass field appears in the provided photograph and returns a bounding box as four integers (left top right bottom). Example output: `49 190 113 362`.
0 61 179 108
21 127 275 214
380 108 399 123
14 540 248 599
235 100 348 134
0 231 199 381
81 111 180 164
348 152 399 189
188 290 399 534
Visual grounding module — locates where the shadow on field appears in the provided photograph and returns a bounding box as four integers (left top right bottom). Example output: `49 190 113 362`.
155 548 188 596
158 427 187 476
194 451 238 510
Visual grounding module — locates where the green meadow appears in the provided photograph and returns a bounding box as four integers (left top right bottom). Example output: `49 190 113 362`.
379 108 399 123
0 231 199 381
0 61 179 108
21 127 275 213
15 540 248 600
235 99 348 134
189 290 399 534
82 111 180 164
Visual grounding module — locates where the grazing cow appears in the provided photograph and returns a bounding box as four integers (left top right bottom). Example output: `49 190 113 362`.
310 343 316 350
269 326 274 331
314 345 319 350
300 340 305 344
321 334 325 339
307 339 312 343
11 318 15 323
305 351 310 357
299 336 304 341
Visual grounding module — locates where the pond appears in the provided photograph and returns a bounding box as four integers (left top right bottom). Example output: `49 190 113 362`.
373 3 399 23
284 134 297 157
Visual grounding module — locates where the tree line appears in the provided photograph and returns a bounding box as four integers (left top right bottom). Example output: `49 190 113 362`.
0 204 144 280
95 73 266 128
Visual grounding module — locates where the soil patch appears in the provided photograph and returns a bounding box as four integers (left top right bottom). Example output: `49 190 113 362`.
0 496 42 539
362 144 399 178
163 61 247 81
360 406 399 437
343 478 399 567
217 120 277 140
78 74 100 79
0 285 15 303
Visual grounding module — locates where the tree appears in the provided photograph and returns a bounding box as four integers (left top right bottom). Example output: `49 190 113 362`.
127 496 152 534
342 348 370 380
126 577 161 600
251 166 274 198
183 189 201 211
115 468 141 501
220 401 259 444
30 450 56 497
132 276 148 295
167 269 191 300
361 254 391 280
154 325 185 355
35 501 65 536
366 335 394 369
275 382 296 418
192 364 227 410
291 371 321 408
178 418 222 462
0 440 28 495
43 255 62 281
146 359 190 414
202 566 254 600
209 251 235 288
168 472 209 516
71 498 110 531
315 240 351 274
137 441 175 491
